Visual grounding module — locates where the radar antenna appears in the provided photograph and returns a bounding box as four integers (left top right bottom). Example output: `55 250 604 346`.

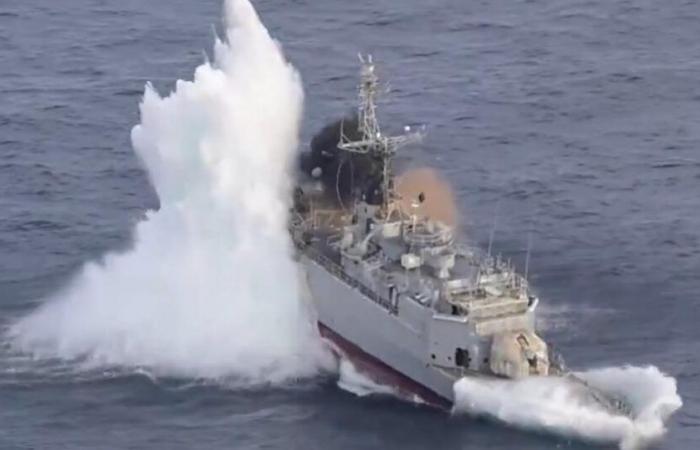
338 54 424 211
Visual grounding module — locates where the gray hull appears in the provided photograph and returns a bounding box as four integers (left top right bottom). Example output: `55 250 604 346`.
303 254 631 417
302 254 459 406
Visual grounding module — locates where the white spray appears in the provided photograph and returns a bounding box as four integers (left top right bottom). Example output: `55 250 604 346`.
336 358 398 398
10 0 330 384
453 365 682 449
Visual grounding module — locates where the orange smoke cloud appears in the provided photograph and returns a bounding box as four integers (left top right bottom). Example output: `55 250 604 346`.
395 167 458 227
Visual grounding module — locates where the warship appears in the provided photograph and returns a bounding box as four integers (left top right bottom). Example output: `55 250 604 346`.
291 56 629 414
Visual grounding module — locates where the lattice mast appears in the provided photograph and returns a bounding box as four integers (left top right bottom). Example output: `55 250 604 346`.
339 54 423 212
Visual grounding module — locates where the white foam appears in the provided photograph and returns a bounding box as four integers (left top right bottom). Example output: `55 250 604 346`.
453 365 682 449
9 0 330 385
336 358 397 398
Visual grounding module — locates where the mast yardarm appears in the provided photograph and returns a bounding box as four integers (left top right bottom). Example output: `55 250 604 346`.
338 54 423 211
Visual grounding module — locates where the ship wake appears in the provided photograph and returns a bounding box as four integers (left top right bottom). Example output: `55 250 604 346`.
8 0 330 384
453 365 682 449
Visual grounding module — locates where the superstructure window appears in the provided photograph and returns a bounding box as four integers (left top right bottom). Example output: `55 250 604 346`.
455 348 470 368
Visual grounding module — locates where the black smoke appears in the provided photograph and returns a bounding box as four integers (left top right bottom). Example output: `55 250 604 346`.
299 115 384 206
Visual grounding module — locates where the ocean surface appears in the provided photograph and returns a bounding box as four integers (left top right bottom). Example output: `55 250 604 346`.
1 0 698 449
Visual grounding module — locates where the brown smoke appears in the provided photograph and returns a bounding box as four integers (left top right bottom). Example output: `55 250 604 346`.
395 168 458 227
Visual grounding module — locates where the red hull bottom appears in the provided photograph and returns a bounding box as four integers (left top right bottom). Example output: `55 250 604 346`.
318 322 452 410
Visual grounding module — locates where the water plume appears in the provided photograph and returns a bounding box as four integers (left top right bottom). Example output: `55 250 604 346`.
453 365 682 449
9 0 330 384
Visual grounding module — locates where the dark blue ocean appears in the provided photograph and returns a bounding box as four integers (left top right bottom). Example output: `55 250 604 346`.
1 0 698 448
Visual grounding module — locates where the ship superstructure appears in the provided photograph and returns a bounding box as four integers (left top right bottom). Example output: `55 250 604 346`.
291 56 628 412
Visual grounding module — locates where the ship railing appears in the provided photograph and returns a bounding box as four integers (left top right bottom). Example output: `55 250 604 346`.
403 223 453 247
305 246 397 315
454 243 478 260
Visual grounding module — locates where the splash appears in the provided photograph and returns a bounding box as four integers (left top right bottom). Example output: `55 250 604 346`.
9 0 330 384
336 358 398 398
453 365 682 449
